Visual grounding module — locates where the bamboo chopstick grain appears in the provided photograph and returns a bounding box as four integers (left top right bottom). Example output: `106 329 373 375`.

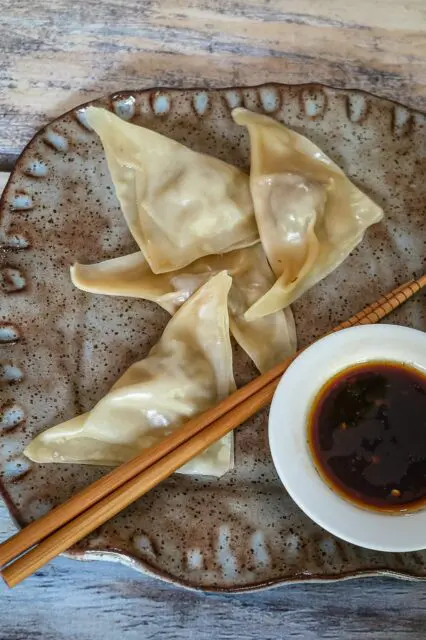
0 353 289 568
1 272 425 587
1 380 278 588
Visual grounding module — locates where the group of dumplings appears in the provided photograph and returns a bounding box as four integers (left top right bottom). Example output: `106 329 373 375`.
25 106 383 476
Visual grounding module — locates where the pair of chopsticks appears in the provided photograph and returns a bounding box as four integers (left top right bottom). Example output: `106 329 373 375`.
0 274 425 587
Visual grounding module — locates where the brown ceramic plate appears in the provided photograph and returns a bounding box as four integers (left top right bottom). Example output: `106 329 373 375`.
0 84 425 592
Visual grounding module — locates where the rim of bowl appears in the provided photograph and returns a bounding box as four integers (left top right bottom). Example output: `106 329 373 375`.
268 324 426 553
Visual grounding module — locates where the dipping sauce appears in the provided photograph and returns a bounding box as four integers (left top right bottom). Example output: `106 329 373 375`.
308 361 426 512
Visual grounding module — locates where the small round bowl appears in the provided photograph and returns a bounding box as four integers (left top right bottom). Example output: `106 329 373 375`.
268 324 426 552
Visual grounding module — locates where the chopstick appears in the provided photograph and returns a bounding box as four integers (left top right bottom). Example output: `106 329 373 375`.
1 273 425 587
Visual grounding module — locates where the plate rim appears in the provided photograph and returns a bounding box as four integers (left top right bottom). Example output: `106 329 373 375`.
1 81 425 592
1 79 425 211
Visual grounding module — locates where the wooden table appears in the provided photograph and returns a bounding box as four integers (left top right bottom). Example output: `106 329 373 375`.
3 508 426 639
1 1 426 637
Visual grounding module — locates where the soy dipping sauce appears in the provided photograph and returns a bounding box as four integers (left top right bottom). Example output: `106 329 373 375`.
308 361 426 512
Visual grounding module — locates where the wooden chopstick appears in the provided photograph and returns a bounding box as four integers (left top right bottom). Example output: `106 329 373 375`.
1 273 425 587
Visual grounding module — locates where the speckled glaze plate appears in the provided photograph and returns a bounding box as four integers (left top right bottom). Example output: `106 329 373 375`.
0 84 425 592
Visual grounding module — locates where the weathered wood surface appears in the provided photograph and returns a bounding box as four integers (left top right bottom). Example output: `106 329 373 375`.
2 2 426 635
0 0 425 168
3 505 426 640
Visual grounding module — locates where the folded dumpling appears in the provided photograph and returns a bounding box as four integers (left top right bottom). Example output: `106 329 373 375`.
24 273 236 477
232 108 384 320
70 244 297 373
85 107 258 274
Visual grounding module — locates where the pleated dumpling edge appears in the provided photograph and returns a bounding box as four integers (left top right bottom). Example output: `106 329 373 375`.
70 244 298 374
232 108 384 321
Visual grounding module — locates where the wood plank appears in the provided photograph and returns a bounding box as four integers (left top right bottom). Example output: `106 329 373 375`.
2 8 426 633
0 0 425 168
0 171 10 194
3 505 426 640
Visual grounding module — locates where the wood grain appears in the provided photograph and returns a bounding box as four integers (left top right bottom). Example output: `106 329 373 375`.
0 171 9 193
1 4 426 632
0 0 425 168
2 507 426 640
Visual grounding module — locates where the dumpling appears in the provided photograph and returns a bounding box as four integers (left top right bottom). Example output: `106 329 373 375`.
24 272 236 477
85 107 258 274
70 244 297 373
232 108 384 321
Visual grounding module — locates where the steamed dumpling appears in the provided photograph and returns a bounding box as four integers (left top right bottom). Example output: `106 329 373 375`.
70 244 297 373
85 107 258 274
24 273 236 477
232 108 384 320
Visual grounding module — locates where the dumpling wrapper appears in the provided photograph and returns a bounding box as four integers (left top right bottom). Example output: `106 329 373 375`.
25 272 236 477
232 108 384 321
85 106 258 274
70 244 297 373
